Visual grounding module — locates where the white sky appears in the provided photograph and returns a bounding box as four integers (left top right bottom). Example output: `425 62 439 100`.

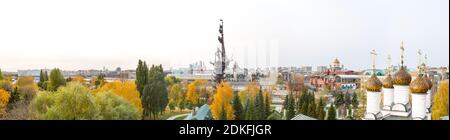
0 0 448 71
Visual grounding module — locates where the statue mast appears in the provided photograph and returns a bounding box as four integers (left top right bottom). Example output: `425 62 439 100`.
212 19 228 87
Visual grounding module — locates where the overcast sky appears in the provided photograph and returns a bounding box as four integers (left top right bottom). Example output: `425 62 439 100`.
0 0 448 71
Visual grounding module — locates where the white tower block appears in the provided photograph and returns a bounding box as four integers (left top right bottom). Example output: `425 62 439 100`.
367 91 381 114
392 85 410 112
412 93 427 120
382 88 394 110
425 90 432 112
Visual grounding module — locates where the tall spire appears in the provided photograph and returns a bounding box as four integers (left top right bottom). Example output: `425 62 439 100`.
370 49 378 74
417 49 423 69
387 54 392 75
400 41 405 67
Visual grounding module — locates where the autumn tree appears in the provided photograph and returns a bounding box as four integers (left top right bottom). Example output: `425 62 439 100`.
93 81 143 116
238 81 259 106
432 80 449 120
0 80 12 92
72 75 85 84
168 83 185 111
0 89 10 115
15 76 38 105
353 88 367 120
287 73 305 95
16 76 34 87
210 82 235 120
48 68 66 91
186 79 211 108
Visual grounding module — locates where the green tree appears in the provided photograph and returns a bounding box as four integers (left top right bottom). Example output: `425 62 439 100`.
267 111 282 120
48 68 66 91
141 64 168 119
31 82 99 120
31 82 139 120
0 68 3 80
135 60 148 94
264 92 271 119
94 74 106 88
255 88 266 120
351 93 359 109
37 70 50 90
334 92 345 118
244 98 255 120
283 95 289 110
316 97 326 120
7 87 20 110
327 104 337 120
232 93 244 120
286 92 296 120
179 98 186 111
168 83 183 110
165 76 181 86
168 100 176 112
94 91 140 120
308 101 316 117
219 103 227 120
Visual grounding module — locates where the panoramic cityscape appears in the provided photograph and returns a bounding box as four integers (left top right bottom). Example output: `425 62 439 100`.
0 0 448 121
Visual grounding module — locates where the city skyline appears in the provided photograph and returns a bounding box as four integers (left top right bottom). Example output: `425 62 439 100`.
0 0 449 72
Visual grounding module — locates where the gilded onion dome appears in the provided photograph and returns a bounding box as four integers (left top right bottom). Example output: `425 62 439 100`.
382 74 394 88
409 76 430 94
366 74 382 92
393 66 412 85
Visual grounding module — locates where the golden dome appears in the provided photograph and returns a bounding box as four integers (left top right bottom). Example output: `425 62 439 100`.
332 58 340 65
366 74 382 92
382 74 394 88
410 76 430 94
393 66 412 85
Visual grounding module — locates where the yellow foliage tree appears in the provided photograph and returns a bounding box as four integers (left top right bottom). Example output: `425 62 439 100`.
16 76 35 87
186 80 211 107
210 82 235 120
15 76 39 101
432 80 449 120
238 81 259 106
0 89 10 115
93 81 143 116
72 75 85 84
